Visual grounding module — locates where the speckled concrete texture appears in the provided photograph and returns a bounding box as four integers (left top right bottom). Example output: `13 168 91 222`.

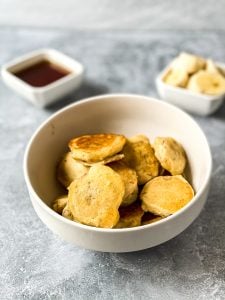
0 29 225 299
1 0 225 30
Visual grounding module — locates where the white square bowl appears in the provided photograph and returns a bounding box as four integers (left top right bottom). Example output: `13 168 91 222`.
1 48 84 108
156 62 225 116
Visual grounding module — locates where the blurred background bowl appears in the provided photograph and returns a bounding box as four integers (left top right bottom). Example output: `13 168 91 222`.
156 61 225 116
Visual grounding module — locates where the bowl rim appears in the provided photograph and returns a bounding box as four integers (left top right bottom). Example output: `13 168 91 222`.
23 93 212 233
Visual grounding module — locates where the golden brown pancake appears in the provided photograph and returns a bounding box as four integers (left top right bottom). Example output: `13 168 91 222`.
75 154 124 166
57 152 89 188
140 175 194 217
68 165 125 228
109 161 138 206
122 135 159 185
69 133 126 163
153 137 186 175
115 201 144 228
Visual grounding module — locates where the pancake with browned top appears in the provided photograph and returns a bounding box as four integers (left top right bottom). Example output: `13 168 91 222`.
140 175 194 217
69 133 126 163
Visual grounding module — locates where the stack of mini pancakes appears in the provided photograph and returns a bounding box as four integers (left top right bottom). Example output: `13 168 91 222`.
53 133 194 228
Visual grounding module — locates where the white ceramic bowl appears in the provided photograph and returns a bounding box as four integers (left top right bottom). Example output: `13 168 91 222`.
1 49 84 108
156 62 225 116
23 94 212 252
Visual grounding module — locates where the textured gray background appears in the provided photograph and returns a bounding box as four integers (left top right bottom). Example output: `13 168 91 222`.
1 0 225 30
0 27 225 299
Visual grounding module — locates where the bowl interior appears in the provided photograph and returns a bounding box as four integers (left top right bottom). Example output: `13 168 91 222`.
25 95 211 210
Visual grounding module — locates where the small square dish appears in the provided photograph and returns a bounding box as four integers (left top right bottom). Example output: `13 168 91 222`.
156 60 225 116
1 48 84 108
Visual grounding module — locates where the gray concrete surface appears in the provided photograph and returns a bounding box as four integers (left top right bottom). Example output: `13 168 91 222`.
1 0 225 30
0 28 225 299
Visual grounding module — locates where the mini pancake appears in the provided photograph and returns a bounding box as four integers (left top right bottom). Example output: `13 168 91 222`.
57 152 89 188
62 204 74 220
68 165 125 228
141 212 163 225
109 161 138 206
115 201 144 228
153 137 186 175
140 175 194 217
69 133 126 163
122 135 159 185
76 153 124 166
53 195 68 214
